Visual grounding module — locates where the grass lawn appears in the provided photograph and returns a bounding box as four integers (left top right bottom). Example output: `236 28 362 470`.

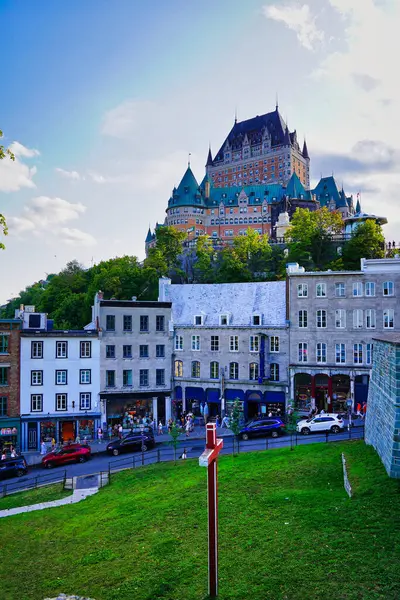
0 483 70 511
0 441 399 600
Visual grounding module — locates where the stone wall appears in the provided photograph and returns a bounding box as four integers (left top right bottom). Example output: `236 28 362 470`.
0 322 21 418
365 336 400 478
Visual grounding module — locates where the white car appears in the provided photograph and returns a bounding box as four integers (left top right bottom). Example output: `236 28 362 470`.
297 413 344 435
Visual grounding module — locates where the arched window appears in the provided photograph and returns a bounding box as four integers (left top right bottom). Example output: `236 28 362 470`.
174 360 183 377
191 361 200 378
210 361 219 379
229 362 239 380
270 363 279 381
249 362 259 380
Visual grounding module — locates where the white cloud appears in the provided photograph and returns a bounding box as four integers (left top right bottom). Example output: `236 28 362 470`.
263 3 324 50
59 227 97 247
55 167 82 180
101 100 156 138
0 141 39 192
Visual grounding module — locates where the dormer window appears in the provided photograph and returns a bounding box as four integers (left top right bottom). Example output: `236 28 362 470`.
252 314 261 326
219 314 229 326
194 315 203 326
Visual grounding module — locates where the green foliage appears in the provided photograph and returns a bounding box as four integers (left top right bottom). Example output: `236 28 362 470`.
342 220 385 269
229 399 243 438
216 229 273 282
286 207 343 270
168 421 182 464
0 442 399 600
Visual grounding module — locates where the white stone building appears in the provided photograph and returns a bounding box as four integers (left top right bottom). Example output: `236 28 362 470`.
19 307 100 451
159 278 289 420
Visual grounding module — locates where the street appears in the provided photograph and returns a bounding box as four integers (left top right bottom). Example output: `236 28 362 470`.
0 427 364 496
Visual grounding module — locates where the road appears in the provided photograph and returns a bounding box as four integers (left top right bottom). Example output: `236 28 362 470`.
0 426 364 496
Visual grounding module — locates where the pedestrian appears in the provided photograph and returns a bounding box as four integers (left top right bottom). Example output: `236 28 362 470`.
221 415 230 428
268 411 273 418
118 424 123 439
1 450 6 460
158 420 163 435
362 402 367 418
168 418 173 433
215 415 220 428
51 437 56 450
181 448 187 460
40 440 47 455
98 427 103 442
185 418 191 438
75 434 80 444
356 402 362 416
10 447 17 458
320 408 326 415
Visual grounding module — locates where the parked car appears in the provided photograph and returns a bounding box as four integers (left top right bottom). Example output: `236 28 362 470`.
297 414 344 435
0 456 28 480
239 418 286 440
107 427 155 456
42 444 91 468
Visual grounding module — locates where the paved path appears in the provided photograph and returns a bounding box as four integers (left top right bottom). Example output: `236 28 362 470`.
0 487 98 519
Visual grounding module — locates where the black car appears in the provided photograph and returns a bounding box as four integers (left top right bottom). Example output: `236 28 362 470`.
239 418 286 440
0 456 28 480
106 427 155 456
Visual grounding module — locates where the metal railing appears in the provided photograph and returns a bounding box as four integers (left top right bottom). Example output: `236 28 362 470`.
0 469 67 498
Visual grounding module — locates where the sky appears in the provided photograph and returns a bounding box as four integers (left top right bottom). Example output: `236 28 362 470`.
1 0 399 303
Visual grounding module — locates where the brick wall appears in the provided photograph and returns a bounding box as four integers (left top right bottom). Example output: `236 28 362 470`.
0 322 21 418
365 337 400 478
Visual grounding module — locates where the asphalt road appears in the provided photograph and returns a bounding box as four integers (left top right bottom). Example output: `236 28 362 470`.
0 427 364 496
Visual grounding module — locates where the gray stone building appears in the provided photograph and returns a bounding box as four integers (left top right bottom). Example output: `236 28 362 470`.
365 334 400 478
287 257 400 413
91 292 173 427
158 278 289 420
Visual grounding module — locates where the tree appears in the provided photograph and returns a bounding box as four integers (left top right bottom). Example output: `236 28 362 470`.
286 207 343 270
216 229 272 283
0 129 15 249
229 398 243 455
145 226 187 280
194 236 216 283
342 220 385 270
169 421 182 464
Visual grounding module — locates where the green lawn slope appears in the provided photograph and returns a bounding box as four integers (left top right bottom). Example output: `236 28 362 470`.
1 441 399 600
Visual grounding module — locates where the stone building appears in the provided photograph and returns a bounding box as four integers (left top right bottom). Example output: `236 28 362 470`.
158 277 289 420
19 307 100 451
92 292 173 427
0 317 22 450
287 257 400 413
365 333 400 478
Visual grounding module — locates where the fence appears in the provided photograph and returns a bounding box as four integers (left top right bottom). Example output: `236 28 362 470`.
0 426 364 498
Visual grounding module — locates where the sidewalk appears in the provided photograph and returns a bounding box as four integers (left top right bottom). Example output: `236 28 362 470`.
23 426 233 466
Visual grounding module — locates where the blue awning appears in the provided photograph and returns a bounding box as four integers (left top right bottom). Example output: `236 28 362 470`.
246 390 263 401
185 387 205 401
174 386 183 400
224 389 245 401
264 391 285 403
206 388 221 403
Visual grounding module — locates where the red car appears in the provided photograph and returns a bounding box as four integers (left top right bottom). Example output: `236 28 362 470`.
42 444 91 468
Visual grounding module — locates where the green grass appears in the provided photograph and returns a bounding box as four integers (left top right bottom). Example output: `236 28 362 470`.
0 483 70 510
0 441 399 600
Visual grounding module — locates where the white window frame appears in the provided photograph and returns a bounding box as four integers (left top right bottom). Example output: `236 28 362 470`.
335 283 345 298
270 363 279 382
316 342 327 364
56 393 67 411
31 341 43 359
316 283 327 298
56 370 67 385
298 342 308 363
353 344 363 365
365 309 376 329
31 394 43 412
56 341 68 359
383 281 394 296
335 343 346 364
210 361 219 379
366 343 373 365
353 309 363 329
219 314 229 326
211 336 220 352
249 362 259 380
80 341 91 358
316 309 327 328
335 309 346 329
80 369 91 384
353 282 363 297
383 308 394 329
298 310 308 328
31 370 43 386
229 362 239 380
297 283 308 298
80 392 91 410
194 315 203 326
252 313 261 326
270 336 279 353
365 282 375 297
229 335 239 352
175 335 184 351
249 335 260 353
191 335 200 351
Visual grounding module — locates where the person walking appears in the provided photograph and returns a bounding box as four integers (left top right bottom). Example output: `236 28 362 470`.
98 427 103 443
40 440 47 455
181 447 187 460
185 417 191 438
118 424 123 439
158 420 163 435
51 437 56 451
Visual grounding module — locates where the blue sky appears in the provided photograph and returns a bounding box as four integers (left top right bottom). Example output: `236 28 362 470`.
1 0 399 302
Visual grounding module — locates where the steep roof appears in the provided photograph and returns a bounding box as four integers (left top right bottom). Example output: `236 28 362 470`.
168 281 287 327
213 107 288 162
356 198 361 213
285 173 310 199
168 166 206 208
302 139 309 160
145 227 153 243
206 147 213 167
312 176 341 207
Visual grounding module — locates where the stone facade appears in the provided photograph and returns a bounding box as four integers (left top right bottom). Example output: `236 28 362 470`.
287 257 400 413
92 294 173 426
365 335 400 478
0 319 21 449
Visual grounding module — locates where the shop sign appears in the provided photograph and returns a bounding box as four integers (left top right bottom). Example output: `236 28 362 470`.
0 427 18 436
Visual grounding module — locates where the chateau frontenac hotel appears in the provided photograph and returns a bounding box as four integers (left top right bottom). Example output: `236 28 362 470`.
146 105 364 251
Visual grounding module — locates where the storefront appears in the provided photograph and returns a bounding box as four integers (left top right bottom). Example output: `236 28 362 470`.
206 388 221 418
102 392 169 427
0 418 20 452
185 387 206 416
21 414 101 451
294 373 312 410
331 375 350 413
225 389 245 419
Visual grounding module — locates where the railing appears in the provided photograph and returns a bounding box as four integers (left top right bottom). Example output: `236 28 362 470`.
0 427 364 499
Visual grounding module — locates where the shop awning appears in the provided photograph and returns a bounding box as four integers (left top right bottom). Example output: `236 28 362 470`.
264 391 285 403
224 389 245 401
185 387 205 401
174 386 183 400
206 388 221 403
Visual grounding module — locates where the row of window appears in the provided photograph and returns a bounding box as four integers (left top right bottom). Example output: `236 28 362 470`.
29 369 92 386
106 344 166 359
174 360 280 382
298 343 373 365
105 369 166 388
297 309 394 329
105 314 165 332
28 393 92 412
210 217 270 225
175 335 280 352
297 281 395 298
30 340 92 359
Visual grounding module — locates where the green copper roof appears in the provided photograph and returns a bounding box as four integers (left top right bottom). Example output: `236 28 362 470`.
168 166 206 207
